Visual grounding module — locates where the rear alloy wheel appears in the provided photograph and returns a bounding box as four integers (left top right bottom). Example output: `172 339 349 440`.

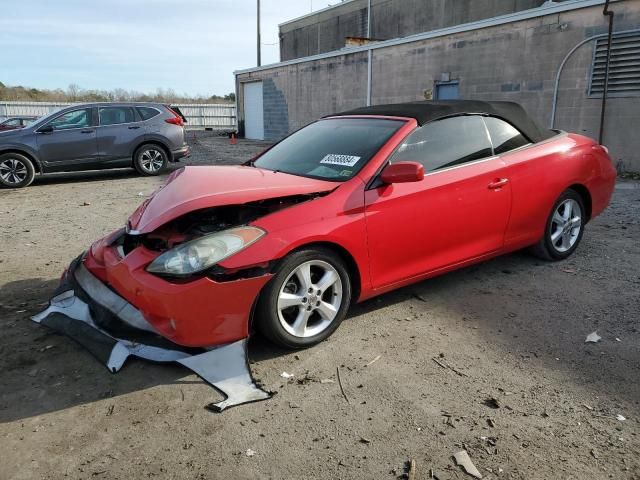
134 145 167 176
257 248 352 349
0 153 35 188
531 189 585 261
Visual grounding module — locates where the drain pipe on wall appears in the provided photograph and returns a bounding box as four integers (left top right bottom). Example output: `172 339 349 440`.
598 0 614 144
366 0 373 106
367 49 373 106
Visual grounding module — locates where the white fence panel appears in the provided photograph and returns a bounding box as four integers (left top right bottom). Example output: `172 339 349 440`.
172 103 236 129
0 101 69 119
0 101 236 130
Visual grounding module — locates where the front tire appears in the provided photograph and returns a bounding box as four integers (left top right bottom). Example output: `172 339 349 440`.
530 189 586 261
0 153 35 188
134 144 168 176
256 248 352 349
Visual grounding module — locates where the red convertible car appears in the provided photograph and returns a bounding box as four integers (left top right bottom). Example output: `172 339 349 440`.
34 100 615 408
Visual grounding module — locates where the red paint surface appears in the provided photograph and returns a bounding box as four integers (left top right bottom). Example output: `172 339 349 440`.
85 246 271 347
83 117 616 347
128 165 339 233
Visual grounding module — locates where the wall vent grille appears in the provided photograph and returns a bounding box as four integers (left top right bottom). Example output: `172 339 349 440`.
589 32 640 97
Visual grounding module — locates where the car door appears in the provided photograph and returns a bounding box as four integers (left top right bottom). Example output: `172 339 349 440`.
96 106 144 165
36 107 98 168
364 115 512 289
481 116 556 248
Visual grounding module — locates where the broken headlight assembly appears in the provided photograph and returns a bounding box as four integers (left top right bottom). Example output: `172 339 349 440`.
146 226 266 277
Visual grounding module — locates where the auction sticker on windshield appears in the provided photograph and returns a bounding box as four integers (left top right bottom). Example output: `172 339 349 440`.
320 154 361 167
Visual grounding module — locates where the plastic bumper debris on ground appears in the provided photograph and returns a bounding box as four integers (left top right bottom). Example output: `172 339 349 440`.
31 256 272 412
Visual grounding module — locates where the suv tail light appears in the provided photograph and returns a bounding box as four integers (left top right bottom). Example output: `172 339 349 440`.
165 108 184 127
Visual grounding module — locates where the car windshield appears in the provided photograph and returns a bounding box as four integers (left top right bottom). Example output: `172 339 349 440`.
253 118 405 181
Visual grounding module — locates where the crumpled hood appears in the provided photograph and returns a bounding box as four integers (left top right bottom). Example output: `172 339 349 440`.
128 166 338 233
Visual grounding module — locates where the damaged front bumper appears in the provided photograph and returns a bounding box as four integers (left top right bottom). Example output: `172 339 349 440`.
86 237 273 347
32 256 272 412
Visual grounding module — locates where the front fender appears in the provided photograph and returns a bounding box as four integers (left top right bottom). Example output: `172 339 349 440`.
0 143 43 172
218 180 372 299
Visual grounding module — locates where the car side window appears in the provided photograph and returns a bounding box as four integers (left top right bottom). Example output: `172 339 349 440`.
483 116 530 155
137 107 161 121
99 107 136 126
47 109 91 131
5 119 21 126
390 115 493 172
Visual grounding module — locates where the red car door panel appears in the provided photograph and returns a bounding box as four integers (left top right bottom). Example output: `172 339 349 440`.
365 156 511 289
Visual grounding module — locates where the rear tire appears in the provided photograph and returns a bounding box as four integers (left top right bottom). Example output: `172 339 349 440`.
530 189 585 261
133 144 168 176
0 153 35 188
256 248 352 349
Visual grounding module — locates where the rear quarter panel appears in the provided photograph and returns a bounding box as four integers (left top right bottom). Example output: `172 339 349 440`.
144 107 184 152
503 133 616 249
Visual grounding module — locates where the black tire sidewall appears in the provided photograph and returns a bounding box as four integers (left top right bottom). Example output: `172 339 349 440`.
257 248 352 349
543 189 586 260
0 153 35 188
134 145 168 176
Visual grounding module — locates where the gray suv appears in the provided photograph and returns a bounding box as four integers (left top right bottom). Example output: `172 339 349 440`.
0 102 190 188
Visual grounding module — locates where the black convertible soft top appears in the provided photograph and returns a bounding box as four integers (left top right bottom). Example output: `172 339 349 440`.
330 100 555 143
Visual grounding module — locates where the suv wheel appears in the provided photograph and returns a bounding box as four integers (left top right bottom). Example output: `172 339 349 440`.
134 145 167 176
0 153 35 188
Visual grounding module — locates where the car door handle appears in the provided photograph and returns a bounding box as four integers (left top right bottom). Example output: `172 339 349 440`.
81 129 94 134
488 178 509 189
128 126 141 129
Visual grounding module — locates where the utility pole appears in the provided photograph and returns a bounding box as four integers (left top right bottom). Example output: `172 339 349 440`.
257 0 261 67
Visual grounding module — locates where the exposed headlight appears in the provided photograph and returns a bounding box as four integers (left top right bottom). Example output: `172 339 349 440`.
146 226 265 276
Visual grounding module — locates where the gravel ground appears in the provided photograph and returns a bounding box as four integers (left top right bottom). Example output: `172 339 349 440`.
0 133 639 480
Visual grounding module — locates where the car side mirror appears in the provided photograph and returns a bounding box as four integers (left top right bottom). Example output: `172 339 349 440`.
37 125 54 134
380 161 424 184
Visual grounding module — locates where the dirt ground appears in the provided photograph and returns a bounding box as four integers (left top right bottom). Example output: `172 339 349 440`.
1 133 639 480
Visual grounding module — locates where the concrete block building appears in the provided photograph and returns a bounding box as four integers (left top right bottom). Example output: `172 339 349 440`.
235 0 640 172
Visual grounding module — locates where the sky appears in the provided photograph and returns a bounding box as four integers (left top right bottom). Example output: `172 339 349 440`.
0 0 343 97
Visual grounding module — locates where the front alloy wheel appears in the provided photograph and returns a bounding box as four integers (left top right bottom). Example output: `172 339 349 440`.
0 153 35 188
277 260 343 338
257 248 352 349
